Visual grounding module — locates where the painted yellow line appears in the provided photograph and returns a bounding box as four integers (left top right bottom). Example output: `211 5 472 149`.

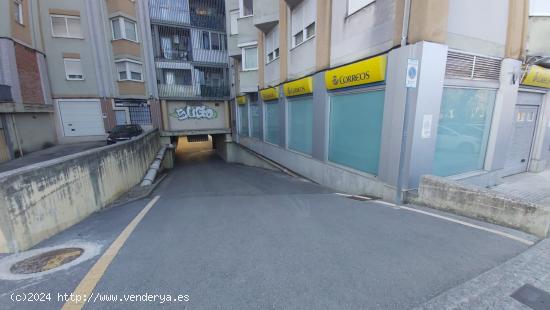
62 195 161 310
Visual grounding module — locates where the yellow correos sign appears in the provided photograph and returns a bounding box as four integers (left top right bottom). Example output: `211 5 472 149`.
283 76 314 97
522 65 550 89
236 96 247 105
260 87 279 101
325 55 387 90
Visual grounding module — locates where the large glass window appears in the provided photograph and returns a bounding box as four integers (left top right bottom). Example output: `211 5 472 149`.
328 90 385 175
265 101 281 145
240 0 253 17
433 88 496 177
288 98 313 155
51 15 82 39
242 46 258 70
239 104 249 136
250 103 261 139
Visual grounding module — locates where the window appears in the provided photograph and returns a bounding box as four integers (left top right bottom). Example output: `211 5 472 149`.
14 0 23 25
433 88 496 177
291 0 316 47
265 101 281 145
347 0 375 16
250 103 261 139
201 31 225 50
115 60 143 82
111 17 137 42
530 0 550 16
230 10 239 35
63 58 84 80
239 104 249 136
288 98 313 155
265 25 280 63
240 0 253 17
51 15 82 38
242 46 258 71
211 33 221 50
329 91 385 175
164 69 192 85
202 31 210 49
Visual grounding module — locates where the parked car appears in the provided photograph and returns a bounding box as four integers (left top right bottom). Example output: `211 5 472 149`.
107 125 143 145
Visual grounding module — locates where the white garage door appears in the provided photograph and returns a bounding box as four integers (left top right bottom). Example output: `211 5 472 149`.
58 100 105 137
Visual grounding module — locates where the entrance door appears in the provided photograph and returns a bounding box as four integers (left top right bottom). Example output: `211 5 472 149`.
503 103 539 176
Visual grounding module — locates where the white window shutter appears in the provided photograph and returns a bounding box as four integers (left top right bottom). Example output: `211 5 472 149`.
304 0 316 26
291 5 303 36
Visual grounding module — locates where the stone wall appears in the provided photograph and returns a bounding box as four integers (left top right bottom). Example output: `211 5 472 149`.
0 130 160 253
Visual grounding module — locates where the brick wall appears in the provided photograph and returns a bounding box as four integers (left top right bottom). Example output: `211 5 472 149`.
15 43 44 104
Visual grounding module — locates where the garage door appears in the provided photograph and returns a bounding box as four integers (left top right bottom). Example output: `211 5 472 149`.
58 100 105 137
502 93 543 176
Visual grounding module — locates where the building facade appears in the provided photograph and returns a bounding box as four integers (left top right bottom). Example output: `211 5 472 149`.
226 0 550 201
0 0 57 163
144 0 231 138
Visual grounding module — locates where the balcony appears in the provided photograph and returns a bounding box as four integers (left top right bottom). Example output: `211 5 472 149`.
149 0 191 26
158 84 229 99
149 0 226 32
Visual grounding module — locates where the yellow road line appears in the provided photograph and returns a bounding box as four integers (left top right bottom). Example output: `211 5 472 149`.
62 195 161 310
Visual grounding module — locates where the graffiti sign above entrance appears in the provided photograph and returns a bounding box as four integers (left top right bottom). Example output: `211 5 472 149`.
170 105 218 121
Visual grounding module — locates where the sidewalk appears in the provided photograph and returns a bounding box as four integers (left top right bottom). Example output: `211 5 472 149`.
0 141 105 173
415 238 550 309
492 169 550 208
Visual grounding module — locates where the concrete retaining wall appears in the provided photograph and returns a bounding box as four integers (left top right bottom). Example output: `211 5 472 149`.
0 130 160 253
412 175 550 238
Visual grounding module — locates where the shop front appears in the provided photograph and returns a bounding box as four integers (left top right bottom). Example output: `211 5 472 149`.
283 76 314 155
324 55 387 175
260 87 281 146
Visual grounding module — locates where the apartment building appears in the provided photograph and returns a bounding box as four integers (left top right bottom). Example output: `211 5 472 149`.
0 0 57 163
34 0 162 143
226 0 550 201
144 0 231 138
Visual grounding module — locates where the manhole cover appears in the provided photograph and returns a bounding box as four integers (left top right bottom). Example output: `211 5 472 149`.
10 248 84 275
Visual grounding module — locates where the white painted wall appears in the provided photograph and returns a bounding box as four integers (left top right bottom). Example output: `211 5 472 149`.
447 0 509 57
330 0 397 67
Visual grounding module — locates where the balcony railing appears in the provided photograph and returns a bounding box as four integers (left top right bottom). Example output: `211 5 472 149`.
158 84 229 99
149 0 226 31
155 50 193 62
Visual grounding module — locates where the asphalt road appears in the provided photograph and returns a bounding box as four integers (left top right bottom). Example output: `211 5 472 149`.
0 147 530 310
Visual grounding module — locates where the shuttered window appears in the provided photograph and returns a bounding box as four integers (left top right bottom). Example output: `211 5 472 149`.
63 58 84 80
291 0 316 48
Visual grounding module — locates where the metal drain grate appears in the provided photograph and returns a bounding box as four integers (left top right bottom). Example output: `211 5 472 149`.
511 284 550 310
10 248 84 275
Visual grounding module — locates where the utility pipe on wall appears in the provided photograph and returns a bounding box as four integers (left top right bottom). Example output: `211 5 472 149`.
401 0 412 47
141 144 170 186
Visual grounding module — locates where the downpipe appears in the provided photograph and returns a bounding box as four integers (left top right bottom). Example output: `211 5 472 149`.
141 144 172 186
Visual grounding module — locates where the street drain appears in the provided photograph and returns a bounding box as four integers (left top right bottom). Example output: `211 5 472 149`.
10 248 84 275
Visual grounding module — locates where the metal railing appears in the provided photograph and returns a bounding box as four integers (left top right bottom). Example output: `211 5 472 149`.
157 84 229 99
149 0 226 31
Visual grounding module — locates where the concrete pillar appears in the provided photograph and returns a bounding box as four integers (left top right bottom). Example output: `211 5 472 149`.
504 0 528 60
484 58 522 173
315 0 332 71
278 86 287 148
311 72 328 161
279 0 288 82
407 0 449 44
257 30 266 89
378 41 448 200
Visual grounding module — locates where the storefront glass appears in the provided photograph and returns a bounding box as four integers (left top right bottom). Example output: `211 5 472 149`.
288 97 313 155
433 88 496 176
238 104 249 136
250 103 261 139
328 90 385 175
265 101 280 145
